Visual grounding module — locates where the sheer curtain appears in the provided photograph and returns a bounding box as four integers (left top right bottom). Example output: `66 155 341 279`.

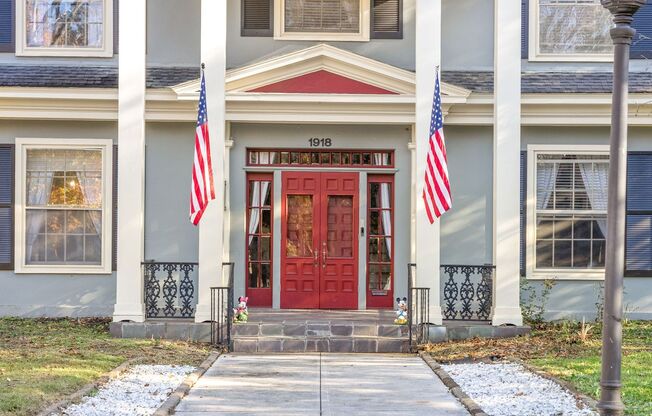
248 181 270 245
373 154 392 290
25 173 53 262
536 162 559 210
579 162 609 237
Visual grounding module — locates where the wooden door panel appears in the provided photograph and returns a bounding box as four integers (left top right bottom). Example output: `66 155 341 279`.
319 173 358 309
281 172 320 309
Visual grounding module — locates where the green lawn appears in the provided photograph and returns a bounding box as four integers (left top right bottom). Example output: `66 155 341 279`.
0 318 212 416
427 321 652 415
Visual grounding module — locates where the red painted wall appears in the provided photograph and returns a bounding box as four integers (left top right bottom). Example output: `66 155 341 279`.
248 70 398 95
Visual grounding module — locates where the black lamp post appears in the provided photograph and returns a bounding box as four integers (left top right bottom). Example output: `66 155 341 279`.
598 1 645 415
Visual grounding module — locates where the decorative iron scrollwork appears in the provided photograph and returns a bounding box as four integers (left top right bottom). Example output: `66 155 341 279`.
143 261 198 319
441 265 495 321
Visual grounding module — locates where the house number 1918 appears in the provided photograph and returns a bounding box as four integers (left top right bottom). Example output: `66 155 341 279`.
309 138 332 147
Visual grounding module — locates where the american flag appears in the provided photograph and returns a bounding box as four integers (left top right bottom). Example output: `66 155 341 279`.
189 71 216 226
422 70 452 222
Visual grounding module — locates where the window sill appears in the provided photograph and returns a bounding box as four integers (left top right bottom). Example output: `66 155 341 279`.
15 47 114 58
527 54 613 63
14 264 112 275
527 270 605 281
273 32 370 42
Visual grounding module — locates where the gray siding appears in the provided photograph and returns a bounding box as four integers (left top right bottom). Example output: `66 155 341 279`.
145 122 198 261
442 0 494 71
0 120 117 317
146 0 201 66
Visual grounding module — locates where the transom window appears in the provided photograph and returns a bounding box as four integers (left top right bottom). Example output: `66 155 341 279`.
17 0 113 57
529 149 609 278
275 0 370 41
530 0 614 61
247 149 394 168
15 139 113 274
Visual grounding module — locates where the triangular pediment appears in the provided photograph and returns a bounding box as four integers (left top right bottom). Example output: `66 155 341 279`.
172 44 471 101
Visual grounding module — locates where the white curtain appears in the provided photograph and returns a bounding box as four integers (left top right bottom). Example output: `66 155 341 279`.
579 162 609 237
248 181 270 245
76 172 102 236
373 154 392 291
536 162 559 210
25 173 53 261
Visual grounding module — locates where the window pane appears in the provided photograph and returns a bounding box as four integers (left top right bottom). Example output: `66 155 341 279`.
536 240 553 268
380 265 391 290
554 240 572 267
573 219 591 239
554 218 572 239
538 0 613 55
65 235 83 262
261 209 271 233
536 218 554 239
261 264 271 288
368 237 379 261
368 264 380 290
573 240 591 268
260 236 271 261
46 234 64 262
286 195 313 257
248 263 259 288
285 0 360 33
592 240 606 267
248 236 259 261
84 234 101 263
26 0 105 48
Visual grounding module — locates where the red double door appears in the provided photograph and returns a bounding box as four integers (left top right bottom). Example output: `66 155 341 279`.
281 172 359 309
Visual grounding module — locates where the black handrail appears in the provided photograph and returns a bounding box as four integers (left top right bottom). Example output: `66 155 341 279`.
211 262 234 351
407 263 430 350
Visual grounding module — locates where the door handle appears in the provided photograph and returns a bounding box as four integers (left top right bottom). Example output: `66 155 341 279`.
322 243 327 269
313 249 319 268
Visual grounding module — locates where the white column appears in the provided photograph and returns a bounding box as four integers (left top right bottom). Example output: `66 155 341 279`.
195 0 227 323
409 126 416 265
113 0 146 322
492 0 523 326
415 0 443 325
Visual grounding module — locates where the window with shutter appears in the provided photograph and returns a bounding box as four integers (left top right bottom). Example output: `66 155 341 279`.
0 145 14 270
242 0 273 37
371 0 401 39
632 0 652 59
0 0 14 53
521 0 528 59
625 153 652 276
274 0 370 41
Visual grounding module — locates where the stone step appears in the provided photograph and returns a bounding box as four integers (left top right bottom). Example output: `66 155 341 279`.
232 336 410 353
231 322 409 338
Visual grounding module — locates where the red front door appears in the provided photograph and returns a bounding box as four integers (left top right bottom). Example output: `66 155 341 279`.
281 172 359 309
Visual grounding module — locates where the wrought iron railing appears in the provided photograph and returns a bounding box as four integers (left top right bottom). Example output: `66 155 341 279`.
143 261 198 319
407 263 430 349
211 262 234 351
441 264 495 321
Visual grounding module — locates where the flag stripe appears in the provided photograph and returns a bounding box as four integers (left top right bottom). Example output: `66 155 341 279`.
190 72 216 226
421 70 452 223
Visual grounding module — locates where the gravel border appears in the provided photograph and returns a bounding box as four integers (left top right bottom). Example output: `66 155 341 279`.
152 351 222 416
418 351 488 416
37 359 136 416
510 357 599 413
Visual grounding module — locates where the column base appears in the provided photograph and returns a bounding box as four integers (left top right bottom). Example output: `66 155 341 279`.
491 306 524 326
113 303 145 323
429 305 443 326
194 303 214 323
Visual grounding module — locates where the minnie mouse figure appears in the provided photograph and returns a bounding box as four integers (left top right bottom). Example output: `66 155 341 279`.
234 296 249 323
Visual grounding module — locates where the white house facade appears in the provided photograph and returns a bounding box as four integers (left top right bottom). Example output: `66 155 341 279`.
0 0 651 326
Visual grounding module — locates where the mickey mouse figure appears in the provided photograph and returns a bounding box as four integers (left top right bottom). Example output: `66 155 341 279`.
394 297 408 325
234 296 249 323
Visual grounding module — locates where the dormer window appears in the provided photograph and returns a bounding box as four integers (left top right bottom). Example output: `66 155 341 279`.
16 0 113 57
529 0 614 61
276 0 369 41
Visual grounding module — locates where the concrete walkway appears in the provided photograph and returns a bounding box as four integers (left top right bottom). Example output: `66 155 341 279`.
175 354 468 416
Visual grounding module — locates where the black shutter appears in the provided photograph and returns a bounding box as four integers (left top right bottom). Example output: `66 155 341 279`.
0 0 14 53
521 0 528 59
0 145 14 270
632 0 652 59
113 0 118 54
625 152 652 276
112 145 118 271
371 0 402 39
520 150 527 276
241 0 273 37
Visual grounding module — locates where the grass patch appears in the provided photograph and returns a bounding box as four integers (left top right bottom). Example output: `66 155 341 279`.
426 320 652 416
0 318 212 416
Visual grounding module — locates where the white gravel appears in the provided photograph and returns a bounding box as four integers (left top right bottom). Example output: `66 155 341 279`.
441 362 597 416
58 364 195 416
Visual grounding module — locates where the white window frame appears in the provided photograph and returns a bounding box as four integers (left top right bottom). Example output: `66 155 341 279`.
14 138 113 274
15 0 113 57
526 144 609 281
528 0 613 62
274 0 370 42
